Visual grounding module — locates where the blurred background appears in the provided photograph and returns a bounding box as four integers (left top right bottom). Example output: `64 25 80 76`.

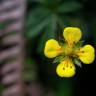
0 0 96 96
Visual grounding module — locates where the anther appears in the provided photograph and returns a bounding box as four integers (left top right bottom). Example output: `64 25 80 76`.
82 51 84 53
63 67 65 70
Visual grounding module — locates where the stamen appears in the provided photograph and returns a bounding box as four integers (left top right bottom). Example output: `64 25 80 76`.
68 40 74 48
66 60 69 67
75 50 84 57
63 67 65 70
82 51 84 53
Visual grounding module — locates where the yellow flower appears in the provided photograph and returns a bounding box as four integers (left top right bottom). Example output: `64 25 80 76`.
56 59 76 77
63 27 82 47
76 45 95 64
44 27 95 77
44 39 62 58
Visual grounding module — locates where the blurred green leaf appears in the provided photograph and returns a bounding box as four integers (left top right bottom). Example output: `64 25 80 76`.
26 17 50 38
58 1 82 13
26 7 49 27
26 7 50 38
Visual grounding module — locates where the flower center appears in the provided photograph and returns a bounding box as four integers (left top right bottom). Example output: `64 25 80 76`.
65 47 73 56
64 45 73 56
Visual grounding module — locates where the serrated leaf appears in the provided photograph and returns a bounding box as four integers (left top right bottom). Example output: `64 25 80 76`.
26 17 50 39
26 7 49 27
73 58 82 67
26 7 50 38
58 1 82 13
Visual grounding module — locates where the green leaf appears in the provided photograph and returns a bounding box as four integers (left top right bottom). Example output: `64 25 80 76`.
58 1 82 13
37 15 57 54
73 58 82 67
53 56 64 63
26 7 49 27
26 7 50 38
27 18 49 38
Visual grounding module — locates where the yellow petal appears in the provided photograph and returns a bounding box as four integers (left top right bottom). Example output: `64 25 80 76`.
77 45 95 64
63 27 82 47
56 59 76 77
44 39 62 58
